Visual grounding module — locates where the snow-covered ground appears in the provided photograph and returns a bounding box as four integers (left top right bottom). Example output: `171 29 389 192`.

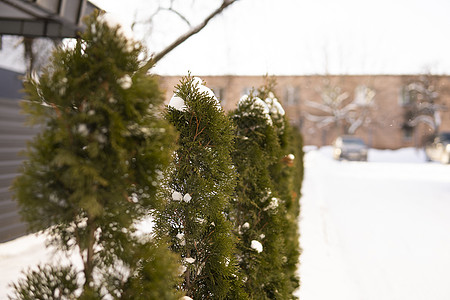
297 146 450 300
2 147 450 299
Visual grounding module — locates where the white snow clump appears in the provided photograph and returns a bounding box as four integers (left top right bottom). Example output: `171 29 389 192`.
264 93 285 117
184 257 196 264
168 95 187 112
168 76 220 112
176 233 185 246
251 240 263 253
130 193 138 203
193 77 219 104
172 192 192 203
242 222 250 229
183 193 192 203
77 124 89 137
264 197 279 211
117 74 132 89
179 296 193 300
238 95 273 125
172 191 183 201
178 265 187 276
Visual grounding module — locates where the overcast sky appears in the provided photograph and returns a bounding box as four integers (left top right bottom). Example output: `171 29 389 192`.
90 0 450 76
2 0 448 76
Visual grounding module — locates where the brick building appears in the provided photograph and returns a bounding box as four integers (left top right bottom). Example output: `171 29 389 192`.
159 75 450 149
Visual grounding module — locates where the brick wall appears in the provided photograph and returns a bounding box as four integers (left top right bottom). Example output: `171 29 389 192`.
159 74 450 150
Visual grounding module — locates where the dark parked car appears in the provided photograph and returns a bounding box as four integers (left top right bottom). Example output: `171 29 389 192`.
333 136 368 161
424 132 450 164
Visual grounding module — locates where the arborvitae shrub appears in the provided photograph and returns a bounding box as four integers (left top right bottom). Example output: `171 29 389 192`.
229 91 292 299
256 80 302 297
157 75 245 299
10 11 180 299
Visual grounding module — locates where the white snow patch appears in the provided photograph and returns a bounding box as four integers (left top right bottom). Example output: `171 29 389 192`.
193 77 218 102
117 74 132 89
238 95 273 125
264 94 285 117
296 146 450 300
168 95 187 112
251 240 263 253
172 191 183 201
264 197 279 211
77 123 89 136
169 77 220 112
183 193 192 203
184 257 196 264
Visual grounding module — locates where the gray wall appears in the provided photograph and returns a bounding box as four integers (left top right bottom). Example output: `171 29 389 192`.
0 97 40 242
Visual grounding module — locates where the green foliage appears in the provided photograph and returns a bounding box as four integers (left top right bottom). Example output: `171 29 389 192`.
11 11 178 299
157 75 244 299
228 78 304 299
106 238 182 300
8 265 79 300
229 92 291 299
255 81 303 298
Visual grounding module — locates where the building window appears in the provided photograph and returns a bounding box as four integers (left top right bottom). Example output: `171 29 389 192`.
284 86 300 106
402 126 413 141
399 86 417 106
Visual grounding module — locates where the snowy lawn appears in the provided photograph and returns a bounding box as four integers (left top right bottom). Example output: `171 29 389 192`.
296 146 450 300
2 147 450 299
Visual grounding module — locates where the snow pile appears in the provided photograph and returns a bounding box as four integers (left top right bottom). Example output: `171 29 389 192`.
297 146 450 300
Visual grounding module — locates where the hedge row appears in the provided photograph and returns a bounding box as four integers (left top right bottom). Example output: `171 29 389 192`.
10 12 303 300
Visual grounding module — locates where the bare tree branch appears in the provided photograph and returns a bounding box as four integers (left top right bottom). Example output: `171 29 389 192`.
140 0 238 73
164 7 192 27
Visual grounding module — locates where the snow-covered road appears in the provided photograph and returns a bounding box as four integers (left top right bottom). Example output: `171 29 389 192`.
2 147 450 299
297 147 450 300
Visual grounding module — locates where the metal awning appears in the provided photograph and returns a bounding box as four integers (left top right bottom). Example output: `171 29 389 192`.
0 0 99 39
